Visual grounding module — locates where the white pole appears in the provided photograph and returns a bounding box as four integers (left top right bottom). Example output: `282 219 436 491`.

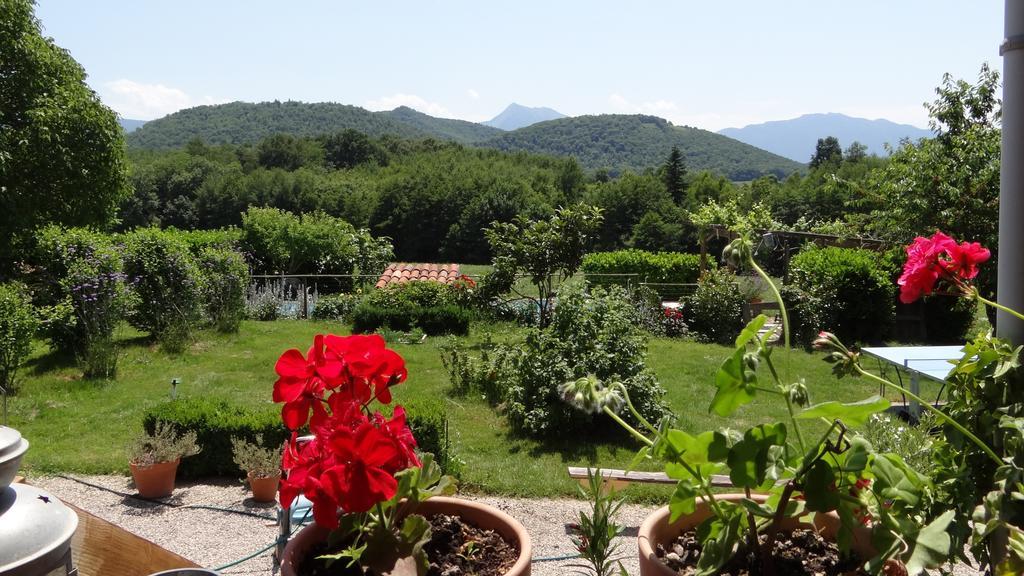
999 1 1024 345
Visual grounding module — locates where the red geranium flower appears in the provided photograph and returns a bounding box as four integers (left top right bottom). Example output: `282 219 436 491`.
275 334 421 530
273 334 344 429
898 231 990 304
322 421 403 515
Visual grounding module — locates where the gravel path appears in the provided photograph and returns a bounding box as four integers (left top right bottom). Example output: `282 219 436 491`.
31 474 981 576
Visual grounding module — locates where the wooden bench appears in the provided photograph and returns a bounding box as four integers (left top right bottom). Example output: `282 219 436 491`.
567 466 737 491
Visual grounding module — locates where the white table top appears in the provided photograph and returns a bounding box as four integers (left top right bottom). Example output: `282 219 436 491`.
860 345 965 382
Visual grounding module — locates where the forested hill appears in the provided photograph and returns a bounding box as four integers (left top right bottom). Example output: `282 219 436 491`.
127 102 803 180
126 101 432 149
379 106 503 143
482 114 805 180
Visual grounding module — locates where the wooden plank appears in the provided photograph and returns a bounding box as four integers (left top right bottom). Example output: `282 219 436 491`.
567 466 735 488
64 501 200 576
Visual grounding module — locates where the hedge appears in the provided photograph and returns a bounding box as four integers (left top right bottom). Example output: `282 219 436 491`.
143 396 459 478
351 303 471 336
787 246 894 344
582 250 705 288
143 398 288 479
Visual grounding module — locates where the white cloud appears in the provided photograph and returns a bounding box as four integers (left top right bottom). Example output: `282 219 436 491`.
101 79 224 120
365 93 453 118
467 88 480 100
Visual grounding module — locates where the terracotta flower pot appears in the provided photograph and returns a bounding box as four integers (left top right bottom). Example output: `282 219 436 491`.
637 493 874 576
129 458 180 499
280 496 532 576
248 472 280 503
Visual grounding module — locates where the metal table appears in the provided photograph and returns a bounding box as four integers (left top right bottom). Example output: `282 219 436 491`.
859 345 965 417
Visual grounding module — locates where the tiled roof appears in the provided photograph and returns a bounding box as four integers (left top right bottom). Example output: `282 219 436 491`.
374 263 462 289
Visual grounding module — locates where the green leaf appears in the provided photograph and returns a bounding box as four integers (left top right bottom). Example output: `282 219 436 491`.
803 459 839 512
903 510 954 574
735 315 767 348
693 506 744 576
726 423 787 488
871 454 924 507
669 480 699 522
710 346 757 417
796 395 890 427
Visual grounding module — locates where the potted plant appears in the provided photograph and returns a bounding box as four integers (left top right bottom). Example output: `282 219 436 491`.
562 237 959 575
128 422 200 499
231 435 282 503
273 333 531 576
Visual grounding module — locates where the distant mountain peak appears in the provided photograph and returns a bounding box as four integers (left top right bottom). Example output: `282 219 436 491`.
483 103 566 131
718 113 931 162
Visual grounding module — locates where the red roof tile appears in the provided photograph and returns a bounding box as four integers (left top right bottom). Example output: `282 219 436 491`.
375 263 462 289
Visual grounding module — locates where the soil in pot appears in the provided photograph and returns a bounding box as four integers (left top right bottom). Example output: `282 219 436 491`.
658 528 867 576
297 513 519 576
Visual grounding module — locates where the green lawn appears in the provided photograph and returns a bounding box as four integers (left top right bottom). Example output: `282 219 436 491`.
9 320 926 501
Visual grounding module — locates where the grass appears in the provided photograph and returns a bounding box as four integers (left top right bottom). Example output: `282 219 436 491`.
9 319 933 502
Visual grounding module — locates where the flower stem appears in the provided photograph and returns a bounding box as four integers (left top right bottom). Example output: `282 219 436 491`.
613 382 658 435
854 365 1002 465
602 406 653 447
975 293 1024 323
749 259 789 351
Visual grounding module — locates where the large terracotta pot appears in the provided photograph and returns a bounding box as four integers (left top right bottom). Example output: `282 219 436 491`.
281 496 532 576
248 472 280 503
637 493 874 576
129 458 180 499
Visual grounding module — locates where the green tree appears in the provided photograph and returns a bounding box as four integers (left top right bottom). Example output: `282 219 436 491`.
0 0 131 267
844 141 868 163
662 145 687 204
256 133 323 170
0 282 38 419
868 65 1000 296
323 129 386 169
809 136 843 169
483 205 603 327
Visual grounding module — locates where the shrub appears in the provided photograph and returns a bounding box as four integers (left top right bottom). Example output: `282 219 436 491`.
230 435 282 478
365 281 457 310
661 307 689 338
143 398 288 479
923 297 976 344
582 249 704 287
401 399 462 478
128 421 201 467
32 226 132 377
441 335 511 405
311 292 362 321
197 247 249 333
788 246 895 344
686 268 744 344
351 303 470 336
122 228 205 350
451 284 668 438
0 283 38 397
778 284 825 349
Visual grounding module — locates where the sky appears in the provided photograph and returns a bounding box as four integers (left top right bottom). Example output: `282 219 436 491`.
35 1 1004 132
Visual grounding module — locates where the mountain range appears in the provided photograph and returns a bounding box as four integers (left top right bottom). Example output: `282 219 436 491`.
718 113 932 162
483 103 566 130
118 118 147 132
125 101 802 180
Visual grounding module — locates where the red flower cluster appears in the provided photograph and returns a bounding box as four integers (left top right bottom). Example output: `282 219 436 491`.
897 231 990 304
273 334 419 528
663 307 683 319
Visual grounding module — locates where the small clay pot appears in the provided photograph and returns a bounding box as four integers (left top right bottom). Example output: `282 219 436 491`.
129 458 180 499
248 472 280 503
637 493 874 576
281 496 532 576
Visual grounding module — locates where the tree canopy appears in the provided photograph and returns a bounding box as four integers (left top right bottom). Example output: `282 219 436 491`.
0 0 131 267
